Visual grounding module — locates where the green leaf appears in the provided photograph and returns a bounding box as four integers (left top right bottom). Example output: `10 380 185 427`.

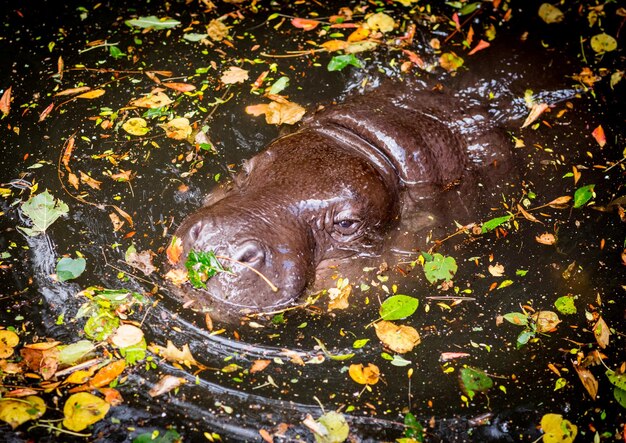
56 257 86 282
109 45 125 59
459 2 481 15
459 367 493 400
614 387 626 409
554 295 577 315
267 76 290 95
19 190 69 236
404 412 425 441
183 33 209 42
389 354 412 367
125 16 181 30
185 250 230 289
503 312 528 326
315 411 350 443
133 429 182 443
538 3 564 24
554 377 567 391
58 340 95 366
352 338 369 349
516 330 535 348
481 214 512 233
573 184 595 208
379 294 419 320
327 54 362 72
423 253 457 284
133 430 182 443
607 369 626 391
119 338 147 365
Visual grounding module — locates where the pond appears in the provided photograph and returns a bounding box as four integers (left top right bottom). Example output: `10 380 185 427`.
1 0 624 441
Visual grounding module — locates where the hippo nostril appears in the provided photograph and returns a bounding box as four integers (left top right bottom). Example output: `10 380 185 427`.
189 222 203 242
233 240 266 265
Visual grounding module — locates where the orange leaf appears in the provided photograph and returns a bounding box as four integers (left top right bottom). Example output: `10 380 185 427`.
468 39 490 55
89 360 126 388
166 236 183 265
291 18 320 31
55 86 91 97
62 135 75 171
521 103 549 128
535 232 556 245
348 363 380 385
591 125 606 147
517 204 540 223
245 104 270 117
39 103 54 122
99 387 124 406
250 359 271 374
321 40 349 52
347 26 370 42
402 49 425 68
547 195 572 208
163 82 196 92
112 205 134 228
1 86 12 116
76 89 106 99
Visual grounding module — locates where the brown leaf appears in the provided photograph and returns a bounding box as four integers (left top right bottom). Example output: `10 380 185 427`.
0 86 11 116
68 172 80 190
163 82 196 92
61 135 75 171
164 268 188 285
149 340 199 368
112 205 134 228
250 359 271 374
79 171 102 190
55 86 91 97
374 320 421 354
259 429 274 443
593 316 610 349
573 360 598 399
517 204 540 223
521 103 549 128
488 263 505 277
130 91 173 108
572 166 581 185
126 249 156 276
145 71 161 84
547 195 572 208
99 387 124 406
109 213 125 232
535 232 556 245
348 363 380 385
76 89 105 99
207 19 229 41
148 375 186 397
531 311 561 333
321 40 349 52
20 345 59 380
246 100 305 125
327 278 351 312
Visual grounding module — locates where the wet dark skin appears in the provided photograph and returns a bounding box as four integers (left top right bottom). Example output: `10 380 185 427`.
175 81 506 315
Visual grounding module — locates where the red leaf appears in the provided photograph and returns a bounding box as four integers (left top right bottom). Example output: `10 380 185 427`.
1 86 12 116
291 18 319 31
39 102 54 122
591 125 606 148
402 49 425 68
468 39 490 55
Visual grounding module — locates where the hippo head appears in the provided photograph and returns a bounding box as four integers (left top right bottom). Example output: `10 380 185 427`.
174 130 400 314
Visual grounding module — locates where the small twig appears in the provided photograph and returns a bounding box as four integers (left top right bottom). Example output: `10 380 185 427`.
216 255 278 292
604 155 626 172
78 41 120 54
54 358 102 378
425 296 476 301
261 49 326 58
27 423 91 438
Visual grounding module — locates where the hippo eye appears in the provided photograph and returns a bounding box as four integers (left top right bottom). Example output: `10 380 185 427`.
334 218 361 236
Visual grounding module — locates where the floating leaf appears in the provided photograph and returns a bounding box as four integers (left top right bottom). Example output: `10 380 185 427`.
593 316 610 349
246 99 306 125
130 92 173 108
607 369 626 391
379 295 419 320
0 330 19 358
0 396 46 429
540 413 577 443
133 429 182 443
554 296 576 315
267 76 289 95
122 117 150 136
125 246 156 276
573 361 598 400
56 257 86 282
590 33 617 53
374 320 421 354
160 117 192 140
63 392 110 432
125 16 180 30
148 375 186 397
0 86 12 116
291 18 320 31
531 311 560 333
110 324 144 349
76 89 105 99
58 340 95 366
538 4 564 24
162 82 196 92
459 366 493 400
547 195 571 208
423 253 457 284
439 52 464 71
535 232 556 245
148 340 199 368
348 363 380 385
166 236 183 265
366 12 395 33
573 184 595 208
521 102 549 128
481 215 512 233
314 411 350 443
19 190 69 236
221 66 249 84
327 54 362 72
503 312 528 326
591 125 606 147
183 33 209 42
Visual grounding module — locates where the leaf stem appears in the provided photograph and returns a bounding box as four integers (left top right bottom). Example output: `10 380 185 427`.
216 255 279 292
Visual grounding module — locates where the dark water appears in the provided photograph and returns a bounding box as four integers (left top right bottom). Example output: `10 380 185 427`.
1 0 624 441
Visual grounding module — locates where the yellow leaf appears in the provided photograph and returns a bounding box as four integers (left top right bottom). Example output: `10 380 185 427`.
76 89 105 99
0 396 46 429
540 413 577 443
221 66 249 85
63 392 110 432
148 340 199 368
366 12 395 33
321 40 349 52
122 117 150 136
347 26 370 42
439 52 464 72
159 117 192 140
0 330 19 359
374 320 421 354
64 368 96 385
328 279 352 312
348 363 380 385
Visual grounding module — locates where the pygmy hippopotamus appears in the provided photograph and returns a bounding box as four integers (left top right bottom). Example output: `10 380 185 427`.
173 80 509 315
